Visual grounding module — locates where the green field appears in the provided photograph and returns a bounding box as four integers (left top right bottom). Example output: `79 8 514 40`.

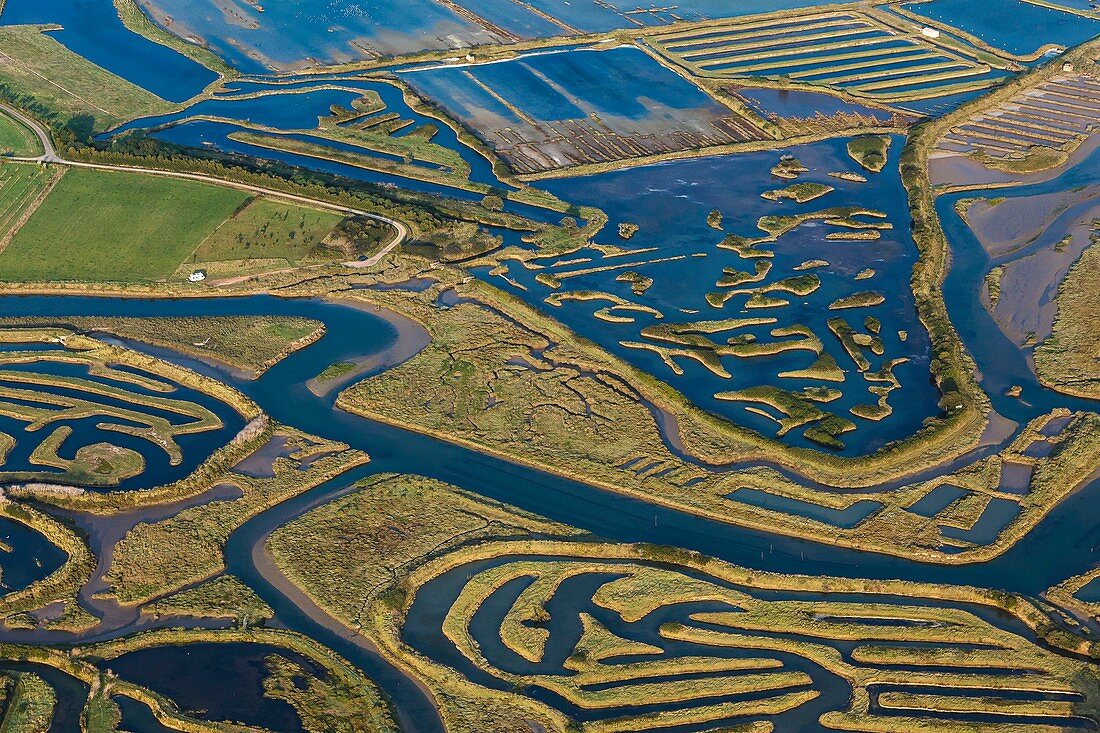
0 110 41 156
188 197 344 264
0 25 171 134
0 168 249 282
0 162 56 241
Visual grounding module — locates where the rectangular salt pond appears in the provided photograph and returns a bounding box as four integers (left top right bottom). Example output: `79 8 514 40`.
518 0 844 33
727 488 881 529
999 461 1034 494
133 0 507 72
402 45 764 171
939 498 1021 546
906 484 969 518
410 45 728 124
901 0 1100 56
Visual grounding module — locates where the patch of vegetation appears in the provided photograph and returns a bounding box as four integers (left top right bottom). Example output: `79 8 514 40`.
771 156 808 179
413 220 503 262
825 229 879 241
187 197 344 266
0 163 60 245
263 654 393 733
315 361 359 383
716 385 855 448
984 265 1004 308
0 673 54 733
1 315 324 378
829 291 885 310
847 135 890 173
1035 238 1100 398
80 677 121 733
756 206 887 239
144 575 273 626
616 270 653 295
761 182 833 203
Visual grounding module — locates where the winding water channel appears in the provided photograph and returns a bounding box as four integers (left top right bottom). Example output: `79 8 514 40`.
0 132 1093 733
1 158 1098 718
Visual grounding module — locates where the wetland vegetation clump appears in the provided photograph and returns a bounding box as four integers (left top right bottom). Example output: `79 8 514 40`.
0 672 55 733
718 234 774 258
263 653 396 733
770 156 808 179
984 266 1005 308
0 316 324 378
417 221 504 262
104 428 368 604
756 206 888 240
825 229 880 241
269 473 1100 733
617 222 639 239
761 182 834 203
615 270 653 295
144 575 273 626
847 135 890 173
1035 240 1100 398
829 291 886 310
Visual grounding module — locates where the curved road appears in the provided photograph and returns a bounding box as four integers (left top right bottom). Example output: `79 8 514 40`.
0 102 410 265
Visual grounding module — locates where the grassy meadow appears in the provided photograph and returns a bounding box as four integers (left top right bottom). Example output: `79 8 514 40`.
0 110 41 156
0 168 249 281
187 197 343 264
0 162 56 240
0 165 357 283
0 26 171 133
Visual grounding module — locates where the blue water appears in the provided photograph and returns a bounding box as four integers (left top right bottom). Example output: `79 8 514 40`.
937 140 1100 425
506 135 941 455
1078 576 1100 602
404 45 731 127
906 484 968 517
132 0 495 73
0 517 66 594
103 643 308 731
518 0 843 33
728 487 881 528
105 78 561 218
903 0 1100 56
735 87 897 121
0 353 243 492
940 498 1022 546
467 46 729 122
0 0 216 103
117 87 366 132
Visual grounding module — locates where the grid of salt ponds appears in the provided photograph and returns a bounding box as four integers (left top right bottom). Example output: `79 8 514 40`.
651 11 1004 101
938 74 1100 157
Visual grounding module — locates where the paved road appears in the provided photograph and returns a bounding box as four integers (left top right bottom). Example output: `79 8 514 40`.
0 102 410 265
